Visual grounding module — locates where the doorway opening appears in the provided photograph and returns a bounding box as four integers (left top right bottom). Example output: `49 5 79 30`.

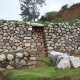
31 26 46 56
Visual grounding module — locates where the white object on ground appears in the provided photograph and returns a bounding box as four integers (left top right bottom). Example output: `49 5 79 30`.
49 51 68 64
57 59 71 69
70 57 80 68
56 54 69 65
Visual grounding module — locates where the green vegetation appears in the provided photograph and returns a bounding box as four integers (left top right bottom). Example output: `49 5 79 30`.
60 4 68 11
39 2 80 22
36 56 55 67
3 56 80 80
37 19 77 25
4 67 80 80
39 11 57 22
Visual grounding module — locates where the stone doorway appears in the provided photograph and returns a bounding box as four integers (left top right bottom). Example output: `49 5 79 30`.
31 26 46 55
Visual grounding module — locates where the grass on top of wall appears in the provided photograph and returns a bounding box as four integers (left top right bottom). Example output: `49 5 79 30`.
3 56 80 80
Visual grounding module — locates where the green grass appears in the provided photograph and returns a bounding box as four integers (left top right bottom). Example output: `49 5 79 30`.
3 56 80 80
36 56 54 66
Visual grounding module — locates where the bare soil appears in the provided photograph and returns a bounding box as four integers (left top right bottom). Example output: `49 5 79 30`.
0 72 10 80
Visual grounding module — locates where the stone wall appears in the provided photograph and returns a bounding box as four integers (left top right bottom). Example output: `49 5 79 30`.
44 23 80 55
0 20 80 56
0 20 80 69
0 21 32 54
0 21 36 69
0 50 36 70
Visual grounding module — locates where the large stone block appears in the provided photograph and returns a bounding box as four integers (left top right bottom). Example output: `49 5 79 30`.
56 54 69 65
30 57 36 61
7 54 14 61
16 53 23 58
47 47 53 50
24 37 31 40
0 54 6 61
6 65 14 70
70 57 80 68
57 59 71 69
23 51 29 57
25 43 31 47
3 26 8 29
17 47 23 51
52 34 56 38
19 59 27 66
49 51 59 64
9 61 15 67
49 51 68 64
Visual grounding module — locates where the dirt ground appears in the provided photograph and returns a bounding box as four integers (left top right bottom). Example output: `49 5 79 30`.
0 72 10 80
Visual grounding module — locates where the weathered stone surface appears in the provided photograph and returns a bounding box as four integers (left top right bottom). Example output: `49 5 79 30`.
56 54 69 65
15 58 20 63
24 37 31 40
19 59 27 66
49 51 64 64
25 43 30 47
3 26 8 29
30 57 36 61
16 53 23 58
70 57 80 68
28 28 32 31
52 34 56 38
24 57 28 61
0 21 33 53
47 47 53 50
23 51 29 57
14 63 23 69
56 56 62 65
7 54 14 61
6 65 14 70
9 61 15 67
4 49 8 53
0 21 80 69
57 59 71 69
0 54 6 61
16 47 23 51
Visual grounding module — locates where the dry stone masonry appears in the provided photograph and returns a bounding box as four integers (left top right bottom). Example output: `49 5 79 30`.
0 21 35 69
44 23 80 55
0 50 36 70
0 21 80 55
0 20 80 69
31 26 45 53
0 21 32 53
